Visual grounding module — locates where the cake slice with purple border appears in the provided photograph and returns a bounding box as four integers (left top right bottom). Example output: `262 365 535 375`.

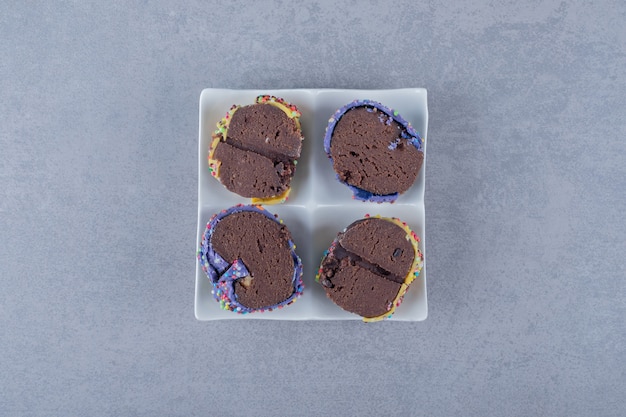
324 99 424 203
198 204 304 313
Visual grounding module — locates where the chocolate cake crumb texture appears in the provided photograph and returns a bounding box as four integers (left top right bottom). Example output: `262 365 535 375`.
211 211 295 309
338 217 414 279
210 97 302 200
330 106 423 196
318 217 417 319
212 142 292 198
226 104 302 160
320 258 402 318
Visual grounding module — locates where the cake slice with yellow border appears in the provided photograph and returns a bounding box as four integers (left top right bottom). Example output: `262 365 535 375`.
208 95 303 204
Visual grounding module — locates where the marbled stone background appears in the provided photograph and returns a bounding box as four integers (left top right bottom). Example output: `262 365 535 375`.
1 1 624 416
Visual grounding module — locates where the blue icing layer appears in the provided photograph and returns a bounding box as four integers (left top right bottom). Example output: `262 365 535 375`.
219 259 250 282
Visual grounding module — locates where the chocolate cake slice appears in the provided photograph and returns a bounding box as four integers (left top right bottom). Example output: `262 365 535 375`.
324 100 424 203
209 96 303 204
198 205 304 313
317 216 423 321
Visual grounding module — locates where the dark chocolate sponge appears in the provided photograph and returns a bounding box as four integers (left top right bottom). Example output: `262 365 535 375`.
324 100 424 202
209 96 303 201
210 210 296 309
331 107 422 195
318 217 417 319
212 142 293 198
226 103 302 161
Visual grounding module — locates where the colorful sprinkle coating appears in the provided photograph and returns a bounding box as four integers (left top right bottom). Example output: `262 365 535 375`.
197 204 304 314
323 99 424 203
207 95 303 205
315 215 423 322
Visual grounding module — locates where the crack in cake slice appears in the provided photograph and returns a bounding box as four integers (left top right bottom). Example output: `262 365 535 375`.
208 95 303 204
316 215 423 321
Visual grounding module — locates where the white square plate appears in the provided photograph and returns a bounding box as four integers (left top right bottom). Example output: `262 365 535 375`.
196 89 428 321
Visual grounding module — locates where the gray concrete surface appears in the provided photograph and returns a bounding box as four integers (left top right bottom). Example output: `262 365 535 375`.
1 1 624 416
